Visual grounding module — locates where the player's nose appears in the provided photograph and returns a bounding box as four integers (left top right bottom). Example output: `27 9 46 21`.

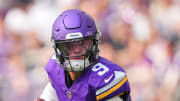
70 44 83 56
73 46 82 53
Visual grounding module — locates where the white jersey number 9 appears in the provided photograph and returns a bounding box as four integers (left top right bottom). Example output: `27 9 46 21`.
92 63 109 76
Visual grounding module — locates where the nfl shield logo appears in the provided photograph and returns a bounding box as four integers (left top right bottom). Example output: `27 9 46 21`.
66 90 72 99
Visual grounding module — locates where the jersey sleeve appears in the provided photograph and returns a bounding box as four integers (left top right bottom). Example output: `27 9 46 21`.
95 70 131 101
40 83 58 101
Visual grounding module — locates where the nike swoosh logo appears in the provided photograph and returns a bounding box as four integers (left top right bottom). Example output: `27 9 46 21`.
104 74 114 83
96 71 126 95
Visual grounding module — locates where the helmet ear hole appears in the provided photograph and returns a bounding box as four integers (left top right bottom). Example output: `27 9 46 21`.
56 29 60 32
87 25 92 28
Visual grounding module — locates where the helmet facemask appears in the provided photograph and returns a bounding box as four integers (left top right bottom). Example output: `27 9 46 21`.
52 34 99 72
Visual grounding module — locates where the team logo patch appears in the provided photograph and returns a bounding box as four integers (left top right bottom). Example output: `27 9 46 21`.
66 90 72 99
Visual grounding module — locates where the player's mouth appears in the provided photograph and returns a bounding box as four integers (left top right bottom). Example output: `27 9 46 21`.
69 56 84 60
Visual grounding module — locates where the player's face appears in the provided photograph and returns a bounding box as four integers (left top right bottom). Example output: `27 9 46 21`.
56 39 93 59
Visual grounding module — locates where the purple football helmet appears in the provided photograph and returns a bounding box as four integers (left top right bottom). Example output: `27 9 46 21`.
51 9 101 72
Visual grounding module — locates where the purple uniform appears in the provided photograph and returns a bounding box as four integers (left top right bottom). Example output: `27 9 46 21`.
45 56 130 101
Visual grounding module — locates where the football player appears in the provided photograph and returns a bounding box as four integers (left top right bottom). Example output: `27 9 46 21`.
36 9 131 101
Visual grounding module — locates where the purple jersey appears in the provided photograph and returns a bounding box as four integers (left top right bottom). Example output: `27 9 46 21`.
45 56 130 101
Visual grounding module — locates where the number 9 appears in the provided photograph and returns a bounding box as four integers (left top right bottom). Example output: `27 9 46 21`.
92 63 109 76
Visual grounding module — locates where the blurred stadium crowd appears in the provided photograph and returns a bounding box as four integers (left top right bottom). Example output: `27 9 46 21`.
0 0 180 101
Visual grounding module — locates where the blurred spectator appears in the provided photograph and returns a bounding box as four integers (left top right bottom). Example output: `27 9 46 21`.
0 0 180 101
99 42 115 61
0 17 3 44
